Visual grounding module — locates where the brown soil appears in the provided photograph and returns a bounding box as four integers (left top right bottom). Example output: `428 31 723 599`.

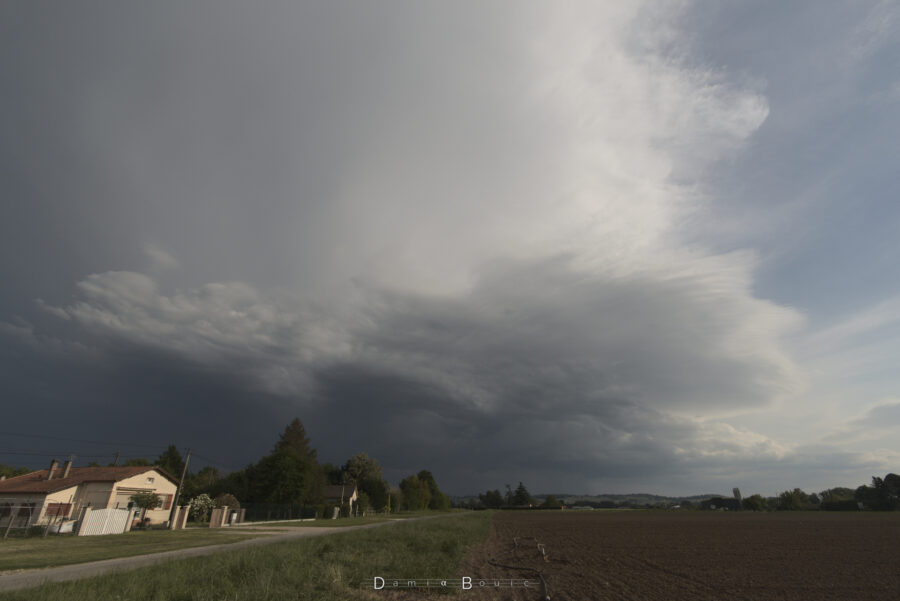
389 510 900 601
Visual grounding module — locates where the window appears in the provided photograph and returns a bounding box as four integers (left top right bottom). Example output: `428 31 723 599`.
46 503 72 517
146 477 155 484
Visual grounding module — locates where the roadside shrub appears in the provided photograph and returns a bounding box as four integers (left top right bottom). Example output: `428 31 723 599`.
189 493 216 522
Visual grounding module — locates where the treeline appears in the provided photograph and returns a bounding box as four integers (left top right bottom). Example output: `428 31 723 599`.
466 482 563 509
681 473 900 512
462 473 900 512
762 473 899 511
0 464 30 478
93 418 451 516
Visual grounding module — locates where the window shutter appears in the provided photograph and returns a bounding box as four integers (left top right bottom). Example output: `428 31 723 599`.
163 494 173 510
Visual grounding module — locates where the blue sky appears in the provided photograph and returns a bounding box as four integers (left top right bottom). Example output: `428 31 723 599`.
1 1 898 496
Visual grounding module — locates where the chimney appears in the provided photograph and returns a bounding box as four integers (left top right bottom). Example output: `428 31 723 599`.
47 459 59 480
1 475 6 481
62 460 72 479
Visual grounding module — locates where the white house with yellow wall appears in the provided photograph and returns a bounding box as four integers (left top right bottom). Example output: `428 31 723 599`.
0 461 179 526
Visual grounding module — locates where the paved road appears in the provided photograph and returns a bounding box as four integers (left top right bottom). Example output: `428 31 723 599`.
0 520 404 593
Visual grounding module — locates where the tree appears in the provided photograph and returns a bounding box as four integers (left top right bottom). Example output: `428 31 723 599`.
856 473 900 510
183 466 221 499
130 492 160 525
213 493 240 509
777 488 810 510
741 494 766 511
156 445 185 477
417 470 450 510
820 487 855 503
241 418 322 505
389 488 403 514
513 482 533 507
359 477 389 512
884 473 900 509
356 491 371 516
273 418 317 461
252 449 315 504
320 463 343 485
123 458 152 466
400 475 430 510
479 489 504 509
0 463 29 478
342 453 383 483
541 495 562 508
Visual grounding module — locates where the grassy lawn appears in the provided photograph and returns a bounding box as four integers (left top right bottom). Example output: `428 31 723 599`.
0 529 266 572
0 512 493 601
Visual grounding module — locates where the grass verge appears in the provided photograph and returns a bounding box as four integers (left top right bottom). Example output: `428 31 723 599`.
0 512 493 601
0 530 265 572
257 511 447 528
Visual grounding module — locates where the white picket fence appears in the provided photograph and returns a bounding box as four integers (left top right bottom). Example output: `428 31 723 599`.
78 507 135 536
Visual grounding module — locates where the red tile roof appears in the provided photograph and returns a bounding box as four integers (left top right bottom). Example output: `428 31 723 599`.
0 466 179 494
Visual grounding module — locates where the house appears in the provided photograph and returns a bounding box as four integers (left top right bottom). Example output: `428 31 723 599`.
0 460 179 527
322 483 358 515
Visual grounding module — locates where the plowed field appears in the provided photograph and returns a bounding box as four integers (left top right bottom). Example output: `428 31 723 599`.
451 510 899 601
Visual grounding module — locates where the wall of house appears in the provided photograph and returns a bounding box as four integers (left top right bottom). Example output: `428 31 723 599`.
72 481 115 516
0 494 45 527
112 470 178 524
0 486 80 525
40 485 80 522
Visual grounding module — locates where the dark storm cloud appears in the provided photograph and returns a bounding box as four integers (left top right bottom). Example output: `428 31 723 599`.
2 250 804 494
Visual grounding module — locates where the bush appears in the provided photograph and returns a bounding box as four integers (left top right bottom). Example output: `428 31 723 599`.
214 493 240 509
189 493 216 522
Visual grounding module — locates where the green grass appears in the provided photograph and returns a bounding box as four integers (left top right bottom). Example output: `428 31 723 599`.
0 512 493 601
0 529 265 571
259 510 452 527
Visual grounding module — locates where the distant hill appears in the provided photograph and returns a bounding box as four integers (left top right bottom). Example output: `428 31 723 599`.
559 493 721 507
451 492 726 507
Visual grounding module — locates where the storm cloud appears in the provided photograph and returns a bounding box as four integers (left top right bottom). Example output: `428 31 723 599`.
3 1 899 495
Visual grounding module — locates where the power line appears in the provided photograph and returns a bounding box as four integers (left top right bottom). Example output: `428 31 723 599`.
1 448 242 474
0 432 243 474
0 450 119 458
0 431 174 449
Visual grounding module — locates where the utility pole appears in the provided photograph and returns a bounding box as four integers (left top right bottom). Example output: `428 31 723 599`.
168 449 191 529
113 451 120 466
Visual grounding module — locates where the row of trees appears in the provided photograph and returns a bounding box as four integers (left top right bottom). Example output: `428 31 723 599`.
115 418 451 516
471 482 562 509
695 474 898 512
755 474 899 511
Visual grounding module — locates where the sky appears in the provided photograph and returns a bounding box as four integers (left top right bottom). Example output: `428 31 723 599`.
2 1 899 497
